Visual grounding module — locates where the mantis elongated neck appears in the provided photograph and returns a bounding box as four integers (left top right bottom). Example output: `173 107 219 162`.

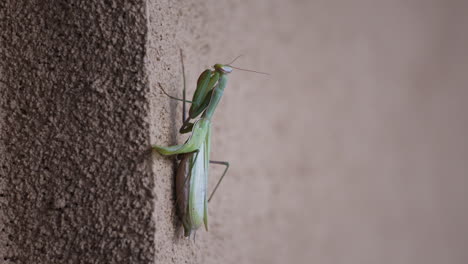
203 74 227 120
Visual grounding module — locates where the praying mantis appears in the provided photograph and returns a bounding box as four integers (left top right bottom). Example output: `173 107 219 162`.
152 50 266 237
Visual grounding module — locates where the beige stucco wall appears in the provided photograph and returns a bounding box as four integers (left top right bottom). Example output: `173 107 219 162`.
1 1 467 263
149 1 468 263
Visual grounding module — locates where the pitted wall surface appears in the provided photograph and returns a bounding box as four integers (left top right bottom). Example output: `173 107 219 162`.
0 1 153 263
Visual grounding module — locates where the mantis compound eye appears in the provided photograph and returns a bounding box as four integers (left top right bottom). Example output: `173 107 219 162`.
214 64 233 74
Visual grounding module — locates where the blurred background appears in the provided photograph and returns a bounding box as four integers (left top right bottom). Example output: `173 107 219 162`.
149 1 468 263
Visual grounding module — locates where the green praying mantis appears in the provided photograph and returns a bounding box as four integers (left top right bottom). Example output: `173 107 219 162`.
152 50 266 237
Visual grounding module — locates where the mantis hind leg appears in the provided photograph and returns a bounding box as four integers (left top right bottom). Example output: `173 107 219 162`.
179 49 195 134
180 48 187 122
208 160 230 202
157 82 193 105
156 49 191 121
157 49 194 134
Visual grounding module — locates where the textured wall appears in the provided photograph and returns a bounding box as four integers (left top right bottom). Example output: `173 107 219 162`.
0 1 153 263
149 1 468 264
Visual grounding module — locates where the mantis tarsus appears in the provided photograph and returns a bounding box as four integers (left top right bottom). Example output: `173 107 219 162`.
153 50 266 237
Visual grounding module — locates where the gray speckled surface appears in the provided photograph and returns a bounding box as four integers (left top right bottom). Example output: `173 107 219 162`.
0 1 153 263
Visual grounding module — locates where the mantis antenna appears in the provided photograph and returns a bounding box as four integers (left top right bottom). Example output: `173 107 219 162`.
225 54 269 75
228 65 269 75
226 54 243 65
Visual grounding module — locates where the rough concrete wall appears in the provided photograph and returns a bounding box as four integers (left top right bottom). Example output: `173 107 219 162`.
0 1 153 263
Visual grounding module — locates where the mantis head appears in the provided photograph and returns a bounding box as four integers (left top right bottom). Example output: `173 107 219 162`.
213 64 233 74
215 54 269 75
